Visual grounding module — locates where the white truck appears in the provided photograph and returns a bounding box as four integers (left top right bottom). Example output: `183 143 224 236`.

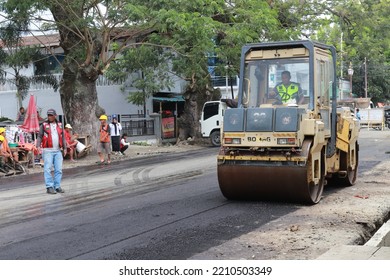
200 101 227 146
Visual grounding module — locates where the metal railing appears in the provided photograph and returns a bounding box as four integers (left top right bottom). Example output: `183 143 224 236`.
121 119 154 137
0 74 126 92
211 75 238 87
119 114 146 121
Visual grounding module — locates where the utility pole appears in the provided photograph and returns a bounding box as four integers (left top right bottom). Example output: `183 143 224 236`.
339 32 343 100
364 57 368 98
348 62 354 98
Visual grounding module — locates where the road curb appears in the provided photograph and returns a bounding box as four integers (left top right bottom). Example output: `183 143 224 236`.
365 220 390 247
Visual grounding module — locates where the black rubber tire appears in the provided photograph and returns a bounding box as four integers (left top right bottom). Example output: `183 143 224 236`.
305 148 326 204
341 142 359 186
328 142 359 187
210 130 221 146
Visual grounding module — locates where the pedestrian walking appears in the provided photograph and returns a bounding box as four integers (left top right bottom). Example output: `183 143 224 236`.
98 114 111 164
356 108 361 120
109 114 122 154
36 109 67 194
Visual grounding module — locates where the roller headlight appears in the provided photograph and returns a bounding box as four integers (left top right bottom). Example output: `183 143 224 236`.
224 138 242 144
277 138 296 145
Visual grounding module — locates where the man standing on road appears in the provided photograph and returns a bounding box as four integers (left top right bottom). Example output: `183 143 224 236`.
98 114 111 164
36 109 67 194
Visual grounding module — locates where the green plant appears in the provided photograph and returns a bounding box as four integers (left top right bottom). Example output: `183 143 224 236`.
131 141 151 146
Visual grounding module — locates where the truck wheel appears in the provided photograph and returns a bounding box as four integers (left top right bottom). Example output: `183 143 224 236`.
341 142 359 186
210 130 221 146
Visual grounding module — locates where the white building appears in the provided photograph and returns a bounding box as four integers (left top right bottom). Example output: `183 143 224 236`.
0 35 188 136
0 34 238 140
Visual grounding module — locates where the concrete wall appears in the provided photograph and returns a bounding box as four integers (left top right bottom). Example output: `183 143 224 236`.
0 85 153 120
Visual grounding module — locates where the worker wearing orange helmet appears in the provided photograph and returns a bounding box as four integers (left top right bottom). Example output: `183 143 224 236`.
97 114 111 164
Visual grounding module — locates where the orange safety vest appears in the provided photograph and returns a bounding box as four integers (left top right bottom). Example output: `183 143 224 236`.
41 122 64 148
99 124 110 143
1 137 8 152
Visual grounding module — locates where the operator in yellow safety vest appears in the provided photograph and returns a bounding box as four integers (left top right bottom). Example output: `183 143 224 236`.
271 70 304 105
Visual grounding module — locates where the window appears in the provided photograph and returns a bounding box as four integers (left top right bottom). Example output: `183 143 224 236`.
203 103 219 121
242 58 309 108
34 55 64 75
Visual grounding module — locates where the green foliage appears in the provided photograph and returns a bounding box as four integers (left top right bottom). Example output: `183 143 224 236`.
131 141 151 146
3 0 390 113
312 0 390 102
106 0 294 104
0 117 13 122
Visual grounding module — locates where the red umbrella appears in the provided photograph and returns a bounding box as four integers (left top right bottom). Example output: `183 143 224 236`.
20 94 40 133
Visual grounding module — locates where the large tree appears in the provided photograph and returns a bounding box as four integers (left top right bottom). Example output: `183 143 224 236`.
1 0 349 143
1 0 288 142
2 0 156 143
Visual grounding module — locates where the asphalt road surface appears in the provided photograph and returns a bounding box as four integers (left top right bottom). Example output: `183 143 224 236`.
0 148 295 259
0 129 387 260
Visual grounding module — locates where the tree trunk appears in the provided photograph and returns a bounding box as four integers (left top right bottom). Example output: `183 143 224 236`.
50 7 105 151
60 65 104 151
177 91 199 141
177 84 221 142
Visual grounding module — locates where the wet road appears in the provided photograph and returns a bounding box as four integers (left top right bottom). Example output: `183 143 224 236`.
0 129 387 260
0 148 294 259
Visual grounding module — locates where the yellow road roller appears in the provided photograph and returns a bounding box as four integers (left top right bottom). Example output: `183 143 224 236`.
217 40 359 204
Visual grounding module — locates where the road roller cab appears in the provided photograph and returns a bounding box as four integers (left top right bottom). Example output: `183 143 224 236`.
217 40 359 204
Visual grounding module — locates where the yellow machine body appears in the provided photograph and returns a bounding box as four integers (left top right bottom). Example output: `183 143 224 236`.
217 41 359 204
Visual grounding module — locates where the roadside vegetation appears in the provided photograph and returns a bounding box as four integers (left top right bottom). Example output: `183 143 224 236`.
0 0 389 142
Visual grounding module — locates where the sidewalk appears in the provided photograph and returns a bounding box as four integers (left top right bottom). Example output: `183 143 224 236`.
317 220 390 259
317 128 390 259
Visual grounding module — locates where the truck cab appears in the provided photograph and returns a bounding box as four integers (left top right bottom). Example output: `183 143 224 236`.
200 101 227 146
